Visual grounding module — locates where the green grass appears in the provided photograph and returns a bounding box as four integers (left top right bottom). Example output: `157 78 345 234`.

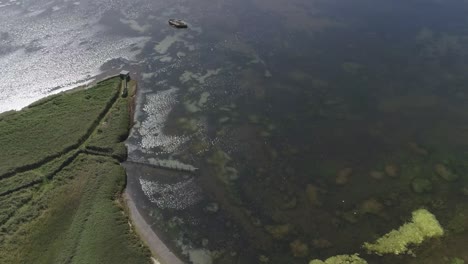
0 78 120 178
0 155 149 264
85 82 135 161
0 170 42 196
0 188 34 225
0 78 150 264
0 150 83 197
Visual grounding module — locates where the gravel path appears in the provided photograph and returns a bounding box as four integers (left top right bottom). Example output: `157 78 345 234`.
124 190 185 264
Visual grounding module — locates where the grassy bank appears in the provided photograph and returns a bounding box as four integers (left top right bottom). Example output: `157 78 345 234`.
0 78 150 264
0 79 119 178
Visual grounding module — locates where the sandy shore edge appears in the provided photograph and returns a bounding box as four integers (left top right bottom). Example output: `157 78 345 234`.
123 190 185 264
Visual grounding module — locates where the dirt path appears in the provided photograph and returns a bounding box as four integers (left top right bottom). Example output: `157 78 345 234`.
123 190 185 264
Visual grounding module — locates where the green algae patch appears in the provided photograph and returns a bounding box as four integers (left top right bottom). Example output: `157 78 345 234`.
0 78 150 264
363 209 444 255
309 254 368 264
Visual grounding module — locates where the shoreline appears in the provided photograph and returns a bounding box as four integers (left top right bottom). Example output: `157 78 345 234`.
122 78 184 264
123 189 185 264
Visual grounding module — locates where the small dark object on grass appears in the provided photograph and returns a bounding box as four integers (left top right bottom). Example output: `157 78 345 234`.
169 19 188 28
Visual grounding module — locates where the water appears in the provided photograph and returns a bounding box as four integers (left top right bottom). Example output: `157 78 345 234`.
1 0 468 263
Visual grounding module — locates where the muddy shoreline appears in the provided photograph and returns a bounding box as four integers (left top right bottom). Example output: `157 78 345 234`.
123 189 185 264
123 79 185 264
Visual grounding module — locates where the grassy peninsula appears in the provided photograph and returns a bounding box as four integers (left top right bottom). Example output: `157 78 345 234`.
0 77 150 264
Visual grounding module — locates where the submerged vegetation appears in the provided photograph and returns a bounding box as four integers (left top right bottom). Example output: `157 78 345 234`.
110 0 468 263
309 254 368 264
129 20 468 262
0 78 150 263
135 48 468 262
363 209 444 256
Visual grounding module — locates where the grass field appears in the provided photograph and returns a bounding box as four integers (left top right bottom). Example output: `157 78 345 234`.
0 78 151 264
0 78 119 178
85 81 136 161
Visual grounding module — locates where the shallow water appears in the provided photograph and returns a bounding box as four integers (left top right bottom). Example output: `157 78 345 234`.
2 0 468 263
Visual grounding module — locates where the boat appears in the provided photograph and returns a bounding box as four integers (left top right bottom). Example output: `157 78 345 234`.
168 19 188 28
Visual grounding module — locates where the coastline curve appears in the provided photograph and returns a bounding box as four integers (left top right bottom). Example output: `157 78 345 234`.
124 189 186 264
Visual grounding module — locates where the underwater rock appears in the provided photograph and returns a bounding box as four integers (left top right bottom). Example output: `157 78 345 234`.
219 117 230 123
370 170 385 180
265 224 291 240
434 163 458 181
359 198 384 216
290 239 309 257
312 239 332 249
189 249 213 264
362 208 444 255
379 95 439 114
120 18 151 33
411 178 433 193
254 84 266 99
204 202 219 213
306 184 322 207
159 56 172 62
288 70 314 82
176 51 186 58
208 149 231 167
207 149 239 184
340 210 359 224
179 69 221 84
384 164 398 177
260 131 270 137
210 250 224 259
198 91 210 107
462 187 468 196
248 115 260 123
310 254 368 264
280 195 298 210
202 238 209 247
251 217 262 227
226 167 239 181
336 168 352 185
447 206 468 234
184 100 201 113
177 117 198 133
216 128 227 137
449 258 465 264
341 62 363 75
167 216 185 229
189 139 210 154
140 177 200 209
415 28 434 42
409 142 429 156
259 255 269 263
154 31 185 54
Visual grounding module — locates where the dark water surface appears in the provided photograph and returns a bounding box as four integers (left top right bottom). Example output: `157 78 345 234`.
2 0 468 263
